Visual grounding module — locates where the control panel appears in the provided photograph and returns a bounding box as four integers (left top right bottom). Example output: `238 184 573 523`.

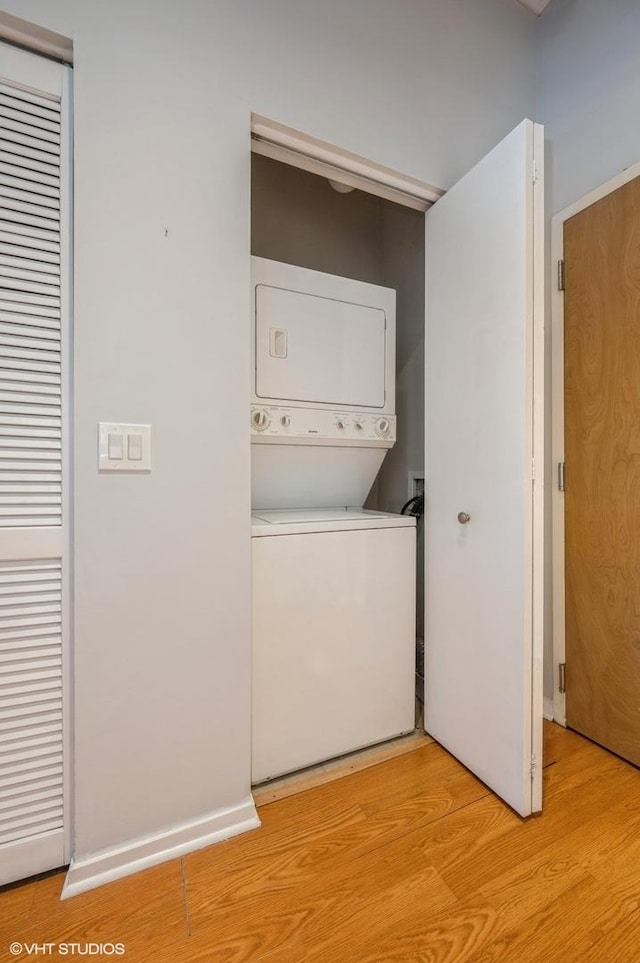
250 405 396 446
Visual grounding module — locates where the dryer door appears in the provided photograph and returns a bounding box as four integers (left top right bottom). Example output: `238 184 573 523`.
252 259 395 411
255 284 386 407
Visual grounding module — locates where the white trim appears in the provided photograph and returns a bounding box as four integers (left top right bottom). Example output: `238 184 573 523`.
522 120 536 812
61 798 260 899
0 34 64 95
553 160 640 225
60 63 74 865
551 211 567 728
0 11 72 65
251 114 443 212
551 157 640 730
543 697 554 722
530 122 545 811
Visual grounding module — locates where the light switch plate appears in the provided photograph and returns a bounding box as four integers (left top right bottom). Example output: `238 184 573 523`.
99 423 152 472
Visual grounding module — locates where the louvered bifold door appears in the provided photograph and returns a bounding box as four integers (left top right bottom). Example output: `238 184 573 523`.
0 44 70 885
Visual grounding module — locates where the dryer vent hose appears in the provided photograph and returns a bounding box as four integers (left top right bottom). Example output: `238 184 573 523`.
401 493 424 518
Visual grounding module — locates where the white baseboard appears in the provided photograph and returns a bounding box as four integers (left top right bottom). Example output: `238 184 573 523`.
543 696 554 722
61 796 260 899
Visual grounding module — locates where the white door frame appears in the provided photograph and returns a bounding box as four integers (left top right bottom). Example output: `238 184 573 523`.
551 158 640 726
250 114 444 211
60 62 73 864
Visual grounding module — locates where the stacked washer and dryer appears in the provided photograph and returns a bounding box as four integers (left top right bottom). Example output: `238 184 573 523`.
250 257 416 784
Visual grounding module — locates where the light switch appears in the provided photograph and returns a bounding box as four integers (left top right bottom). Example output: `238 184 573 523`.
127 432 143 461
108 432 123 460
99 423 152 472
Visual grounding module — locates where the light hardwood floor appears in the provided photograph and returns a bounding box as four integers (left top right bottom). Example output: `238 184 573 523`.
2 722 640 962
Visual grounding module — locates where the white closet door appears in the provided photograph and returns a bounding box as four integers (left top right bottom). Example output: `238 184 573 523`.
0 44 70 885
424 120 544 817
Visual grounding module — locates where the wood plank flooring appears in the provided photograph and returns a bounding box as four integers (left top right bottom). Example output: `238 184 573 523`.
2 722 640 962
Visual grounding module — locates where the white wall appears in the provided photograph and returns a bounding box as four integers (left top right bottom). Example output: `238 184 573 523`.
1 0 537 874
211 0 537 192
2 0 255 866
538 0 640 213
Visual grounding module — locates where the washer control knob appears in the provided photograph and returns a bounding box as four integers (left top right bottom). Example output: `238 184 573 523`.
376 417 391 437
354 420 364 432
251 408 270 431
280 415 291 427
336 419 346 431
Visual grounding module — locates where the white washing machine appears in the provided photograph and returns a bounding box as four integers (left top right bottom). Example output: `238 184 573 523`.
249 258 416 782
251 509 416 783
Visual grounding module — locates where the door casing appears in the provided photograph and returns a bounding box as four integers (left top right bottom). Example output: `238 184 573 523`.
551 157 640 727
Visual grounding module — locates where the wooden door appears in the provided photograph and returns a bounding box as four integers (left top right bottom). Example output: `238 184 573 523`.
424 120 544 817
564 176 640 765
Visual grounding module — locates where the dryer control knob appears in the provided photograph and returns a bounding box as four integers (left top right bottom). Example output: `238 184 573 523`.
354 420 364 431
336 419 346 430
251 409 270 431
280 415 291 427
376 417 391 437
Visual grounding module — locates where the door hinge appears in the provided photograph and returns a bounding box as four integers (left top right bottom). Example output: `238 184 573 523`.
559 662 566 694
558 461 566 492
532 160 538 183
557 259 565 291
530 753 538 780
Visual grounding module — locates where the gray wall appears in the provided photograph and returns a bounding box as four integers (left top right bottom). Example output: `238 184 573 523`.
538 0 640 214
1 0 537 872
217 0 537 193
536 0 640 702
252 155 385 283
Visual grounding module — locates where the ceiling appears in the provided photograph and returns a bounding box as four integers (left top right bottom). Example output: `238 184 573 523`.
517 0 552 13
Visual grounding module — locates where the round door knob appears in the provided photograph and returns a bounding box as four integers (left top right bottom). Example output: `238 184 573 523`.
251 409 270 431
376 417 391 437
457 512 471 524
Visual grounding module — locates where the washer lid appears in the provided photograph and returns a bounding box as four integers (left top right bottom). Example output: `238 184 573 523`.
251 507 416 535
253 509 373 523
